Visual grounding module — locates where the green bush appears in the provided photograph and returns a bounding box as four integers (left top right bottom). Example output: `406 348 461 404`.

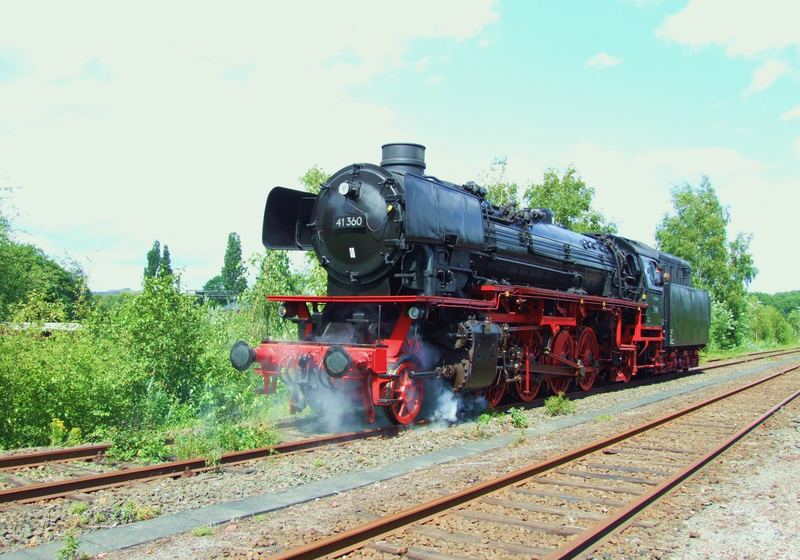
544 393 576 416
508 407 528 429
0 274 269 451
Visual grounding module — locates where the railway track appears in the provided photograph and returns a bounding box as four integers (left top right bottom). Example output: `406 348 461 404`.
0 423 411 505
268 362 800 560
0 347 795 507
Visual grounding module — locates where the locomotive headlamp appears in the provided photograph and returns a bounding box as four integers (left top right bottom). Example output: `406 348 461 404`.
230 341 256 371
323 346 352 378
407 306 426 320
277 304 288 318
337 181 360 199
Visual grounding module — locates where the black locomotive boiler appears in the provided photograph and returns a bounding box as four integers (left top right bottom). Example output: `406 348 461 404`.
231 143 711 424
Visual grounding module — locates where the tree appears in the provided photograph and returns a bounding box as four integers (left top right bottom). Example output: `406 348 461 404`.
655 177 757 348
523 166 617 233
144 241 161 278
299 165 329 195
159 245 173 277
299 166 331 294
752 290 800 317
247 249 299 338
0 195 87 320
482 157 520 207
221 233 247 295
203 275 225 292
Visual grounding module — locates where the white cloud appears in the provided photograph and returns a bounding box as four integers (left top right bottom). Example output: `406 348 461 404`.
657 0 800 57
0 0 498 290
745 59 789 94
585 52 622 67
780 105 800 122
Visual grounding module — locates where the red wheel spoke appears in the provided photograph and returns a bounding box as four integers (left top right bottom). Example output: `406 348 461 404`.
546 330 575 395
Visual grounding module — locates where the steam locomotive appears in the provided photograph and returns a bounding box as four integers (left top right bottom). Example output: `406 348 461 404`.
231 143 711 424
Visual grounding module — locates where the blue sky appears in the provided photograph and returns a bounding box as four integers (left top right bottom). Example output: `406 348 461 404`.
1 0 798 293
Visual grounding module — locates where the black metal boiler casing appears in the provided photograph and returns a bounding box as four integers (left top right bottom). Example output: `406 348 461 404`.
262 143 618 297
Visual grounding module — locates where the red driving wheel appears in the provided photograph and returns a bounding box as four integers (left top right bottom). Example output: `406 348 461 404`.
576 328 599 391
546 330 575 395
516 339 543 402
384 364 424 425
484 376 506 408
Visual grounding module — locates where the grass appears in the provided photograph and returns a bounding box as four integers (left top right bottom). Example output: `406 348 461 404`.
544 393 576 417
595 414 612 422
70 502 88 515
56 531 88 560
116 500 160 523
510 431 527 447
192 526 214 537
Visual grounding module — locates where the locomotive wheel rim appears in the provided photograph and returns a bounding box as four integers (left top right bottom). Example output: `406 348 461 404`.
516 338 543 402
484 378 506 408
547 330 575 395
389 366 424 425
576 328 599 392
515 377 542 402
615 352 635 382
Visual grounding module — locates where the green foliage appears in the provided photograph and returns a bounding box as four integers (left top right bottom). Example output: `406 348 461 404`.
789 309 800 339
299 166 331 294
172 422 279 462
0 235 87 321
482 157 520 206
143 240 174 279
192 526 214 537
160 245 173 277
144 240 161 278
750 301 795 345
544 393 576 416
56 531 85 560
656 177 757 349
507 407 528 429
752 290 800 317
523 166 617 233
122 275 207 402
0 271 262 450
50 418 68 447
71 502 89 516
245 250 302 339
116 500 160 523
203 274 225 292
299 165 330 195
107 429 172 463
221 232 247 295
709 298 737 350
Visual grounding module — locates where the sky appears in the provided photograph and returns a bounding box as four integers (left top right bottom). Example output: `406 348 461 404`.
1 0 799 294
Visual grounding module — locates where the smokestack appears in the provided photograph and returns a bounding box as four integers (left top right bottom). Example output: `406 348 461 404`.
380 143 426 175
